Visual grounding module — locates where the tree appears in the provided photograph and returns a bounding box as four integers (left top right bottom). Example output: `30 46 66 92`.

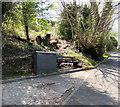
58 20 72 40
21 2 38 44
59 0 115 60
89 1 114 60
2 1 54 45
2 2 17 20
59 1 80 41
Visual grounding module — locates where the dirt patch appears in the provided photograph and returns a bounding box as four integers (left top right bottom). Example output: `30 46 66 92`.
2 56 35 80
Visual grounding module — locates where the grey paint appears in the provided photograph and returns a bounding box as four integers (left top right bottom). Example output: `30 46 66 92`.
33 51 57 74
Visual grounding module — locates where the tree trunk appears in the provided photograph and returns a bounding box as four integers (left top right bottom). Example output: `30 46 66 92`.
22 3 30 45
25 25 30 43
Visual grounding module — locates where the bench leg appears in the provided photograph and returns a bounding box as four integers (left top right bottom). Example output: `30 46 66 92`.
73 62 78 67
57 62 61 67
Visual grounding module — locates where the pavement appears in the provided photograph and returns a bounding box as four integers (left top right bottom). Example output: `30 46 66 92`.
2 51 119 105
62 51 119 105
2 69 86 105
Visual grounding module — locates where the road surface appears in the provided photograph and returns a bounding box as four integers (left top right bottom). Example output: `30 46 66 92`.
62 51 119 105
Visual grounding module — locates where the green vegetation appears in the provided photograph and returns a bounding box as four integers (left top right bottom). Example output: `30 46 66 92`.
2 1 118 80
105 31 118 51
102 53 110 58
63 49 96 67
2 56 35 80
2 2 54 42
59 1 117 61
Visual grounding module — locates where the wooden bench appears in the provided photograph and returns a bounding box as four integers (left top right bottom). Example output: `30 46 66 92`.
56 56 79 67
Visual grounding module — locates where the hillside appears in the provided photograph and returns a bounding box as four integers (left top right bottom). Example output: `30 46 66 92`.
2 32 96 80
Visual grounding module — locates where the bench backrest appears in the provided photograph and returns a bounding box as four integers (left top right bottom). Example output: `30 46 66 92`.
56 56 75 59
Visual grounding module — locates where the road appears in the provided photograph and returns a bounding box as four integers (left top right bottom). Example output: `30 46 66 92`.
62 51 119 105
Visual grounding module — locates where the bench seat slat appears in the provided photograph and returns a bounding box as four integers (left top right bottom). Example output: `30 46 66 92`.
56 56 79 67
57 59 76 61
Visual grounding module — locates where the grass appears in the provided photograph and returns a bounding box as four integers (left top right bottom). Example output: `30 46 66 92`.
102 53 110 58
62 49 96 67
2 56 35 80
117 48 120 51
107 46 118 52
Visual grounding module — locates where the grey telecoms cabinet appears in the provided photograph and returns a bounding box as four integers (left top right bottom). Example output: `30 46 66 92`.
34 51 56 74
